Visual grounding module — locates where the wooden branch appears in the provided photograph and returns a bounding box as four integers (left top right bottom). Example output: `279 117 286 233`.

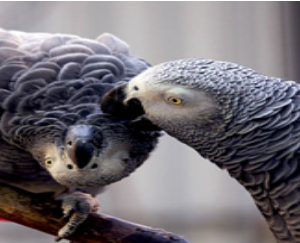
0 182 190 243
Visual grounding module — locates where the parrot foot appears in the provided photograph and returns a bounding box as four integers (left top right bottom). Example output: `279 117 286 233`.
55 191 100 242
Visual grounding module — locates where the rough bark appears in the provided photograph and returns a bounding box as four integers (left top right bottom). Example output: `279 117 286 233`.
0 182 190 243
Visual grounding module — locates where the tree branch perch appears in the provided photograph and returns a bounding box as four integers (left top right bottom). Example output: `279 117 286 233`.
0 182 190 243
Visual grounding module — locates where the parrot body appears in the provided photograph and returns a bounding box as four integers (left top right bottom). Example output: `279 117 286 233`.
0 29 160 240
102 58 300 243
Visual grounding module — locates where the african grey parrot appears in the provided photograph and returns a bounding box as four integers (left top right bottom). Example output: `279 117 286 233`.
102 58 300 243
0 28 160 241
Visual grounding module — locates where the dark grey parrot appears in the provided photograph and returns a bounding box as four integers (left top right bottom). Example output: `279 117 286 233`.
0 28 160 241
102 58 300 243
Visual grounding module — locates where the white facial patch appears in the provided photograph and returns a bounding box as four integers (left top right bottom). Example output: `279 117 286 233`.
43 140 132 188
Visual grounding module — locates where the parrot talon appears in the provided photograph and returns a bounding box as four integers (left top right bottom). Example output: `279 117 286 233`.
59 212 71 221
55 236 63 242
56 191 100 240
62 208 74 220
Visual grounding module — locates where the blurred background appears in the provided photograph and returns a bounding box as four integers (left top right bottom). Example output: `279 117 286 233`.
0 2 300 243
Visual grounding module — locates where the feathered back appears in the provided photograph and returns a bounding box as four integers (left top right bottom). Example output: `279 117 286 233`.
0 29 160 187
0 29 151 146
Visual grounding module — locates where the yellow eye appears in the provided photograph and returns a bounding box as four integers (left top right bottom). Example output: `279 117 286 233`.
167 96 183 106
45 158 54 167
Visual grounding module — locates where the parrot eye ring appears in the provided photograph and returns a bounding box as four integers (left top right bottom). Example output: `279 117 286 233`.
167 96 183 106
45 158 54 167
133 86 139 91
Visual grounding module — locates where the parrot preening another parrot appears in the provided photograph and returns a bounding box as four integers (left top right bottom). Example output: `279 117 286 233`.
102 58 300 243
0 29 160 241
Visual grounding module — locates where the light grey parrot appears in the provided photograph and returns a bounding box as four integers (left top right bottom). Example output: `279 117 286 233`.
102 58 300 243
0 28 160 241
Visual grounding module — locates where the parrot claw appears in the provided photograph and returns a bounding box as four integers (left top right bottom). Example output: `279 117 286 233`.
55 191 100 241
54 235 63 242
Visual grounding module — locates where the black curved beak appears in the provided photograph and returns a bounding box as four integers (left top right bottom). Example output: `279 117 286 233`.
66 126 98 169
101 84 161 131
68 140 95 169
101 83 144 120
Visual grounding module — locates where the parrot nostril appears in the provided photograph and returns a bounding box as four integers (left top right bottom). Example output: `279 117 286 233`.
91 163 98 169
67 164 74 170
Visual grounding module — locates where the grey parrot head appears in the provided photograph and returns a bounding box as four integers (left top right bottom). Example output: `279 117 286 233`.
101 58 273 148
102 59 239 143
30 122 158 188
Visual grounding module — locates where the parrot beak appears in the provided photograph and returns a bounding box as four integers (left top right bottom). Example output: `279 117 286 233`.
101 84 161 131
66 125 97 169
68 139 96 169
101 83 143 120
